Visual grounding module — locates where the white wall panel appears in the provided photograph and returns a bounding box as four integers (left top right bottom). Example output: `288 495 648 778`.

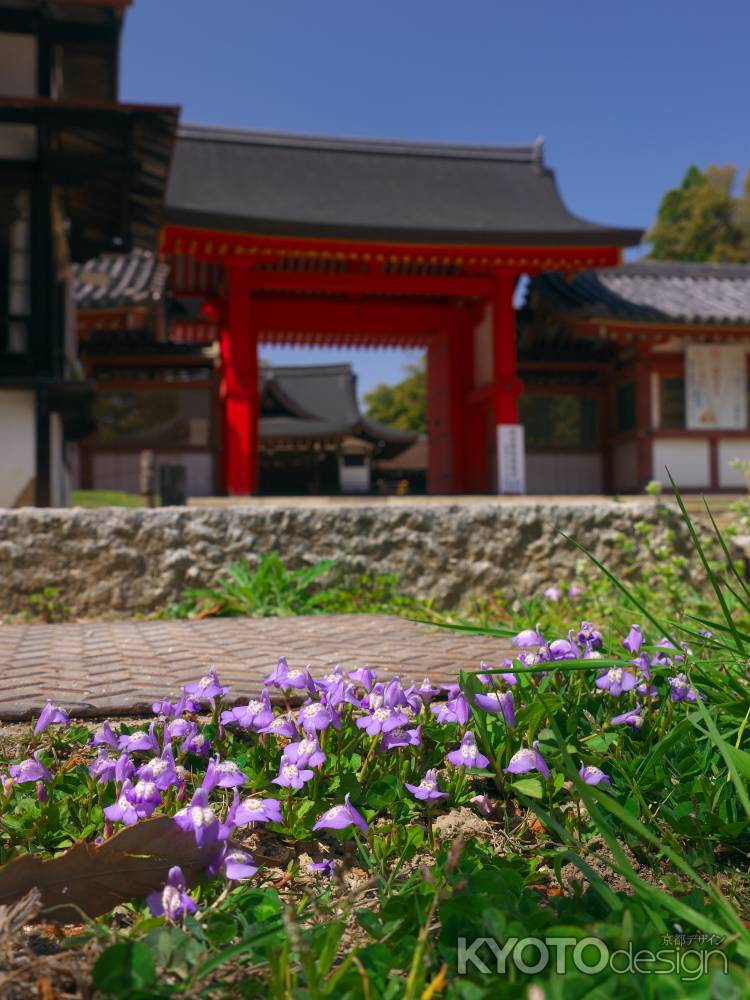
718 439 750 488
0 390 35 506
652 439 709 488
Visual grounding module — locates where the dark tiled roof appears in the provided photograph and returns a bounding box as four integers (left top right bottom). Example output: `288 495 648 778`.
73 250 169 310
260 363 417 455
166 124 641 247
529 262 750 325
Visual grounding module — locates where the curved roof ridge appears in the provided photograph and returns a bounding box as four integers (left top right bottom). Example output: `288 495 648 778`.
177 122 543 164
600 260 750 279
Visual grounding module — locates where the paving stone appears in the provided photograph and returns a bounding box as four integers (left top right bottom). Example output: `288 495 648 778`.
0 614 512 720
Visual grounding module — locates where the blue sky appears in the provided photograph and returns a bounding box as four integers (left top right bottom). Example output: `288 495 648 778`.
120 0 750 398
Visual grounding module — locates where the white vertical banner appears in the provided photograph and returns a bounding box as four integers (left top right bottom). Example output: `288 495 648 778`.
497 423 526 494
685 344 747 429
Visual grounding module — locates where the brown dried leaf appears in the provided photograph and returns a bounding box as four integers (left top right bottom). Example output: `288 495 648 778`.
0 816 219 923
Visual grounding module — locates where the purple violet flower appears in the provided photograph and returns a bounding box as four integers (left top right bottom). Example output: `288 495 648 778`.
9 752 52 784
129 771 162 815
348 666 377 691
202 756 249 793
610 705 644 729
183 667 228 706
430 692 470 726
282 736 326 768
479 660 518 687
380 724 422 751
173 788 227 847
504 746 551 780
298 700 341 734
221 693 274 732
258 714 298 740
568 583 585 599
91 719 119 749
622 625 644 654
471 794 493 816
667 674 700 703
578 765 611 786
549 632 580 660
313 793 369 835
146 866 196 921
512 625 545 649
209 845 258 881
577 621 603 649
595 667 638 697
136 744 178 791
474 690 515 727
180 723 211 756
104 780 144 826
417 677 442 701
89 749 116 785
33 700 70 737
405 768 448 802
230 792 282 826
446 732 490 770
308 859 336 877
118 722 159 755
90 750 134 786
264 657 316 695
273 760 314 790
544 586 561 601
224 849 258 880
167 717 190 740
357 705 408 736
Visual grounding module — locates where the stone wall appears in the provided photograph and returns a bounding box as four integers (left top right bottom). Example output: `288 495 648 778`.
0 501 697 617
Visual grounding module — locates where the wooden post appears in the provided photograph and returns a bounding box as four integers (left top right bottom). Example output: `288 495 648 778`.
635 348 652 489
492 275 525 493
222 264 258 495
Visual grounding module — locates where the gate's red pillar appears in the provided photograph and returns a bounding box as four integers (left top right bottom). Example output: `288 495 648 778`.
492 274 525 493
426 334 451 494
221 264 258 495
448 319 474 493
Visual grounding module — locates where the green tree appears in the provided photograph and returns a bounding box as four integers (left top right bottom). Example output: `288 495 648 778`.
646 164 750 262
363 358 426 433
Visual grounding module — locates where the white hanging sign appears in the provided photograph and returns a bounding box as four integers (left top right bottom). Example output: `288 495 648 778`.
685 344 747 430
497 424 526 494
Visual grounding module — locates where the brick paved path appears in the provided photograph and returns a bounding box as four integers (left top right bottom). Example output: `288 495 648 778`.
0 615 512 720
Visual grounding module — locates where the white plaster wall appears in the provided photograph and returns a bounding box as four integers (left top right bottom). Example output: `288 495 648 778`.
473 305 493 388
613 441 638 492
338 460 371 493
717 439 750 488
0 390 35 506
525 452 602 494
652 439 710 488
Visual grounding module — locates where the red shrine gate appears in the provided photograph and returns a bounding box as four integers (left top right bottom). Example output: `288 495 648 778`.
161 227 621 495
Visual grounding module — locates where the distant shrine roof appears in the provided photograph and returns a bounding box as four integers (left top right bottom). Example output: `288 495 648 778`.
529 261 750 325
166 124 641 247
260 363 417 456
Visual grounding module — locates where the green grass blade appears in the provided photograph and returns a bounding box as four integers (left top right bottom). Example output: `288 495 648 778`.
666 471 746 656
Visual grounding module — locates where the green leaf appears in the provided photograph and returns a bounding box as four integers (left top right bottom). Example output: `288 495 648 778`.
92 941 157 995
511 778 544 799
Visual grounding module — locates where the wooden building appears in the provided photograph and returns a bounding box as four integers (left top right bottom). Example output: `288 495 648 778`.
161 126 640 496
0 0 177 506
524 262 750 493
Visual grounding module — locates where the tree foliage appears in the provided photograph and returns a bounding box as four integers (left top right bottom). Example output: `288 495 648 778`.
363 358 426 433
647 164 750 262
